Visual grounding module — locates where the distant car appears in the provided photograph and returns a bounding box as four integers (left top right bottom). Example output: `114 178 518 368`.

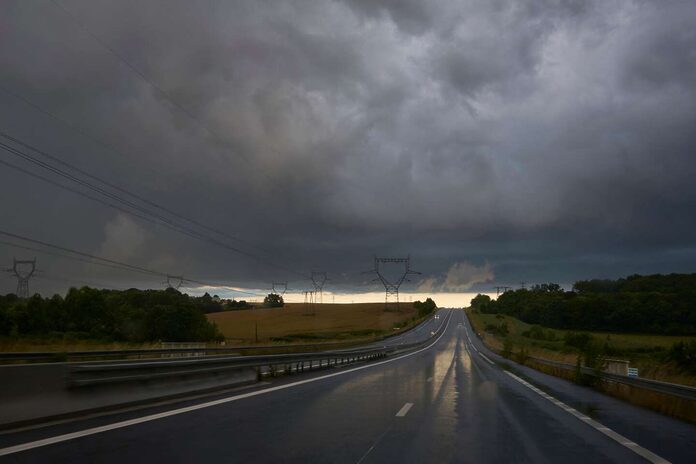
434 315 440 320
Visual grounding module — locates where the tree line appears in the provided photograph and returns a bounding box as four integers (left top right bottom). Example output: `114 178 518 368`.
414 298 437 317
470 274 696 335
0 287 252 343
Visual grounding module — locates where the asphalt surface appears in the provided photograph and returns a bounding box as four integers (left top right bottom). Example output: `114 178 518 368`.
1 309 694 463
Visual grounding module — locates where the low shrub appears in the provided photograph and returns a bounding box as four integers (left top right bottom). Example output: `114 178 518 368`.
502 338 514 358
485 322 509 336
564 331 593 350
666 341 696 373
514 347 529 365
521 325 555 341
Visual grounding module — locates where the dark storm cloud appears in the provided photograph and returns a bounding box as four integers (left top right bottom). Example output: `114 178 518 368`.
1 0 695 296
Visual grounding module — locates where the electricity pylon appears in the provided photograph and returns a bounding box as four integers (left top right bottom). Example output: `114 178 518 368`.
303 290 316 316
10 258 36 298
493 286 512 296
165 275 184 290
311 271 327 304
365 256 420 310
271 282 287 296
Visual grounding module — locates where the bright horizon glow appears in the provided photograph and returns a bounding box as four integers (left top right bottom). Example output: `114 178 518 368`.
185 286 495 308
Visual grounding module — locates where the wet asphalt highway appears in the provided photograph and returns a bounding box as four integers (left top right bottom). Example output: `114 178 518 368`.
1 309 694 463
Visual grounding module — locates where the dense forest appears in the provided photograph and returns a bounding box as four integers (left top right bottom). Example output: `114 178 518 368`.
470 274 696 335
0 287 252 343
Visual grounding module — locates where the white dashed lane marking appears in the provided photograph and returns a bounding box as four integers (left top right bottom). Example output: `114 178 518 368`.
395 403 413 417
505 372 670 464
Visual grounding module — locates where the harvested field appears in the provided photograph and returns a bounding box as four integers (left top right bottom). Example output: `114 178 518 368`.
208 302 419 343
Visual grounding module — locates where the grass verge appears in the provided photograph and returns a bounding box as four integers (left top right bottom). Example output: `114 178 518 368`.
467 309 696 423
467 310 696 386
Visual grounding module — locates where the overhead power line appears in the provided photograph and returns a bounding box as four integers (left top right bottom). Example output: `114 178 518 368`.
0 146 299 283
0 84 291 268
2 3 359 288
0 88 262 254
0 83 154 178
0 238 159 276
0 144 262 264
0 157 181 233
0 132 308 279
0 229 163 277
0 229 265 297
0 83 303 278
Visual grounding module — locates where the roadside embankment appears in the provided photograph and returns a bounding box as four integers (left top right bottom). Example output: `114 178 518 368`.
466 310 696 423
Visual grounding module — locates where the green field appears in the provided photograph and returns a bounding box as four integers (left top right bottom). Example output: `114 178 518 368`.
467 310 696 386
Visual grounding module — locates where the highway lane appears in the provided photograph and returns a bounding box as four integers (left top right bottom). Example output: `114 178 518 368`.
460 313 696 463
355 308 447 349
0 309 445 430
1 309 694 463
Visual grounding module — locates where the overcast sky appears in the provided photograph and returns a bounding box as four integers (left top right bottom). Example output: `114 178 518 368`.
1 0 695 299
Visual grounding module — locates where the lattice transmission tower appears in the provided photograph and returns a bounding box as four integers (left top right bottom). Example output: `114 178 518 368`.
311 271 327 304
303 290 316 316
271 282 287 295
493 286 512 296
10 258 36 299
365 256 420 310
165 275 184 290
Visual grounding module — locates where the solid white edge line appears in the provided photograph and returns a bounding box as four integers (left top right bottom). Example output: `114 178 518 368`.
478 352 494 365
504 371 670 464
0 311 453 457
395 402 413 417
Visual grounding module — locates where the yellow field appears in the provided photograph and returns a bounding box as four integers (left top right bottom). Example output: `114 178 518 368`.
208 302 418 343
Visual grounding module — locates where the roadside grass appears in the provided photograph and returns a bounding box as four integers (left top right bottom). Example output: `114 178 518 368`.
467 310 696 386
208 302 420 344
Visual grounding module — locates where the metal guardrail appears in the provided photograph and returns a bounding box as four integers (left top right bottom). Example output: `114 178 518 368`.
527 356 696 401
67 312 451 388
0 342 368 363
68 348 386 387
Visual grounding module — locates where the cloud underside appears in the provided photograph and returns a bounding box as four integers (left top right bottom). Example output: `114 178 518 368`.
417 261 494 292
1 0 695 293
